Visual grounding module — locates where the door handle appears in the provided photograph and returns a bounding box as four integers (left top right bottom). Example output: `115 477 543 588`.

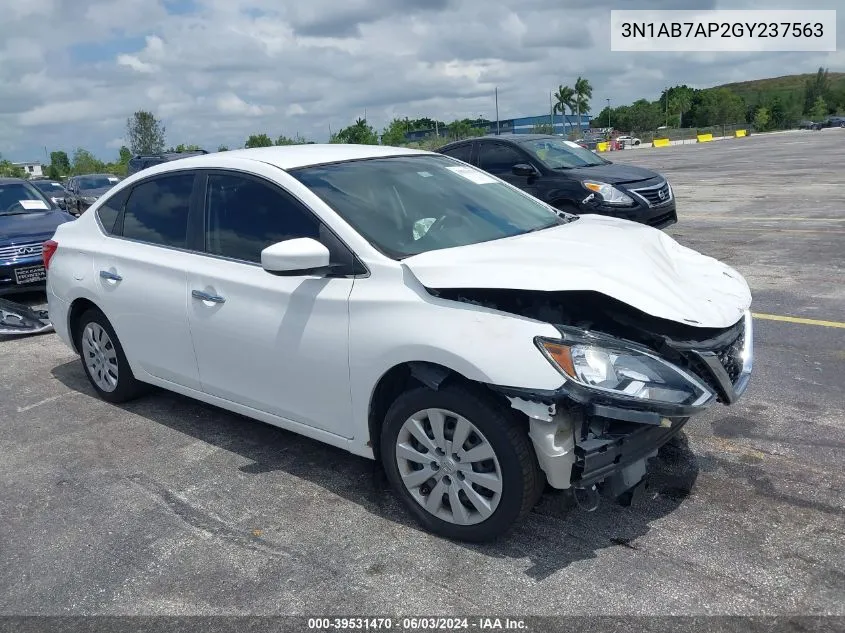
192 289 226 304
99 270 122 282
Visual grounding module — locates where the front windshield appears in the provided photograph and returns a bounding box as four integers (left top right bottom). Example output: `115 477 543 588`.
32 180 65 192
78 175 118 190
522 138 609 169
291 154 574 259
0 182 53 215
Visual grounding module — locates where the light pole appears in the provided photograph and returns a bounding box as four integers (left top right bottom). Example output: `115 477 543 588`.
606 98 611 132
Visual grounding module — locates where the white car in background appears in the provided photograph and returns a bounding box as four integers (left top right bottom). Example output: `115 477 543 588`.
616 135 642 147
45 145 753 541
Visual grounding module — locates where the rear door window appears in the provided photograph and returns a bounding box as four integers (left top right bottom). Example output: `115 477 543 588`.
121 174 195 248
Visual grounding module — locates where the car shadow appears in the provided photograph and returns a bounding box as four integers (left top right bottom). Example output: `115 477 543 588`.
51 359 699 581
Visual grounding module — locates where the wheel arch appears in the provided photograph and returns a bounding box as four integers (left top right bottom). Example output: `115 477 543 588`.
366 361 514 461
67 297 103 353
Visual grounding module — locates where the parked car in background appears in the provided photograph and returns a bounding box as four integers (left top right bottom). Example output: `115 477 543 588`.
798 120 822 130
30 179 69 210
574 138 599 151
0 178 74 295
127 149 208 176
820 116 845 128
438 134 677 229
64 174 121 216
616 135 642 147
46 145 753 541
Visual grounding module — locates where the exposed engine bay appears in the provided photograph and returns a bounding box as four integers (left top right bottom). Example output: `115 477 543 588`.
428 287 750 508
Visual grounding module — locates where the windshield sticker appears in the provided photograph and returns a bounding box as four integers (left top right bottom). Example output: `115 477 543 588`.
417 171 433 177
19 199 49 210
564 141 582 148
446 165 497 185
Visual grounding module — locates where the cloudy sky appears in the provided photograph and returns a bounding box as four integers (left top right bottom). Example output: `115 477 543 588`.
1 0 842 162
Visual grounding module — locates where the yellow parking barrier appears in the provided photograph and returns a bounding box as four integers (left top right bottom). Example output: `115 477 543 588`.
596 142 608 152
735 129 747 137
696 133 713 143
653 138 670 147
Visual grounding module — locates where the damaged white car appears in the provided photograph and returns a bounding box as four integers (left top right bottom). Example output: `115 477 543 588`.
46 145 753 542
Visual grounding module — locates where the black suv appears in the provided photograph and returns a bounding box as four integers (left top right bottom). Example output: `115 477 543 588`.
127 149 208 176
438 135 677 229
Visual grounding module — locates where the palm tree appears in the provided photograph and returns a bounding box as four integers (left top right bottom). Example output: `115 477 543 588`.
553 85 575 134
574 76 593 136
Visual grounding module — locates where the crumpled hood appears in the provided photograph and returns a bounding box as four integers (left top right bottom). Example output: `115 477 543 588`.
403 214 751 329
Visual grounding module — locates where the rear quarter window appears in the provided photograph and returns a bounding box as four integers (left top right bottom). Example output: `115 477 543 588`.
96 188 130 234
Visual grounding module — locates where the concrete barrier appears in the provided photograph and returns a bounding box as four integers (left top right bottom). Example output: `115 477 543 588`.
596 142 609 152
653 138 670 147
696 133 714 143
735 129 747 138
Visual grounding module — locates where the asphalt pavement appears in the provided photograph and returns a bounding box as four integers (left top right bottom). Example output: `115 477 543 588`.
1 129 843 617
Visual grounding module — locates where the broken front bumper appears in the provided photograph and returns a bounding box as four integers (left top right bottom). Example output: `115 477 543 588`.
0 298 53 336
492 311 753 496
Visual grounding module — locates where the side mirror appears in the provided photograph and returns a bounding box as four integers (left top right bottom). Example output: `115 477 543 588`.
512 163 537 178
261 238 331 276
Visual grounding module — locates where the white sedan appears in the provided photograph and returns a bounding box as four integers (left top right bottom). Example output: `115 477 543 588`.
616 135 642 146
45 145 753 541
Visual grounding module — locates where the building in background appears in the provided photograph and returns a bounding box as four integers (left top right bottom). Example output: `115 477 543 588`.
12 162 43 178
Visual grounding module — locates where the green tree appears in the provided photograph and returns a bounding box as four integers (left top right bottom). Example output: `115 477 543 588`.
810 96 828 119
167 143 202 152
71 148 106 175
803 67 831 115
574 76 593 135
217 145 229 152
334 118 379 144
753 107 770 131
0 154 26 178
119 146 132 165
381 118 413 146
126 110 166 155
668 86 694 127
628 99 662 132
553 84 576 131
49 150 71 176
275 134 308 145
244 133 274 148
768 97 787 128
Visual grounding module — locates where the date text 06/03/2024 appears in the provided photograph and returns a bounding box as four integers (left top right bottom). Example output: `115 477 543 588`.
307 617 528 630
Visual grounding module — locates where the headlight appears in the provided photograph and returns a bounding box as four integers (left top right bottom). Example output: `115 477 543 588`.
582 181 633 206
536 333 714 407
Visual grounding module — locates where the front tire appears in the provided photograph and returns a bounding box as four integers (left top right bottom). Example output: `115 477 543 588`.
75 308 146 403
381 384 542 542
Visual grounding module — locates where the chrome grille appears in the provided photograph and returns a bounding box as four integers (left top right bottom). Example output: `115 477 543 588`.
0 242 43 260
632 181 672 206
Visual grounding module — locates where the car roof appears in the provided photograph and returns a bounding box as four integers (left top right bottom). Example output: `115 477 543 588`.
76 173 118 178
0 178 29 185
439 134 563 151
134 144 431 172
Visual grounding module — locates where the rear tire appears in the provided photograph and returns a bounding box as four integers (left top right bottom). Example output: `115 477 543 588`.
380 384 542 542
75 308 146 403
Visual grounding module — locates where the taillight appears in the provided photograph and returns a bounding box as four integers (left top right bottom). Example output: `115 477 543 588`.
43 240 58 269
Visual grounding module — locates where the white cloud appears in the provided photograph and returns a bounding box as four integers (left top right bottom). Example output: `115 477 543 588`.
0 0 842 159
215 93 275 116
117 54 157 73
